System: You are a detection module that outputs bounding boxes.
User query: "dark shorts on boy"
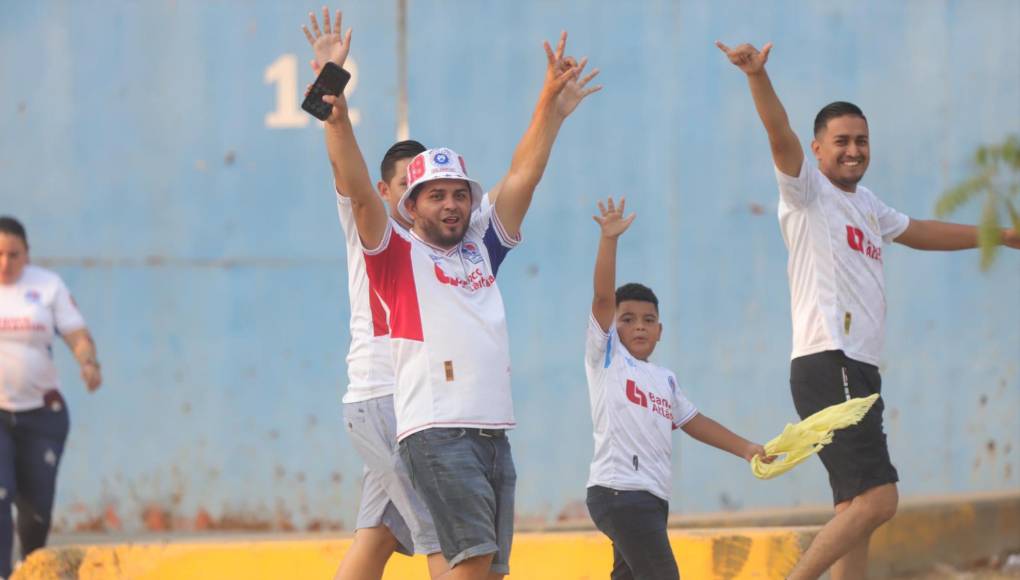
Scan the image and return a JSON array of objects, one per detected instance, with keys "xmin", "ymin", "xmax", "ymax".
[
  {"xmin": 399, "ymin": 427, "xmax": 516, "ymax": 574},
  {"xmin": 586, "ymin": 486, "xmax": 679, "ymax": 580},
  {"xmin": 790, "ymin": 349, "xmax": 899, "ymax": 505}
]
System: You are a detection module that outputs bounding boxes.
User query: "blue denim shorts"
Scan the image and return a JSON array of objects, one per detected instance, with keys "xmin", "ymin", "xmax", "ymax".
[{"xmin": 399, "ymin": 428, "xmax": 516, "ymax": 574}]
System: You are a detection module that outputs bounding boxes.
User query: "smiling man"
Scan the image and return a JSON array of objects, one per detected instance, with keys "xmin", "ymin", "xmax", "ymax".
[
  {"xmin": 315, "ymin": 14, "xmax": 599, "ymax": 578},
  {"xmin": 718, "ymin": 40, "xmax": 1019, "ymax": 580}
]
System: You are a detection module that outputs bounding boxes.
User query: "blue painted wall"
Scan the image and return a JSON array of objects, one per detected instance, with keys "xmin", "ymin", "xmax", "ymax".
[{"xmin": 1, "ymin": 0, "xmax": 1017, "ymax": 532}]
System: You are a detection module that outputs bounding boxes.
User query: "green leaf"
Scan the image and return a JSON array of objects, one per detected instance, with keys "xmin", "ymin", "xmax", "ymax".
[
  {"xmin": 940, "ymin": 134, "xmax": 1019, "ymax": 271},
  {"xmin": 1002, "ymin": 136, "xmax": 1020, "ymax": 168},
  {"xmin": 935, "ymin": 172, "xmax": 990, "ymax": 217},
  {"xmin": 978, "ymin": 193, "xmax": 1001, "ymax": 271},
  {"xmin": 1006, "ymin": 198, "xmax": 1020, "ymax": 233},
  {"xmin": 976, "ymin": 146, "xmax": 988, "ymax": 166}
]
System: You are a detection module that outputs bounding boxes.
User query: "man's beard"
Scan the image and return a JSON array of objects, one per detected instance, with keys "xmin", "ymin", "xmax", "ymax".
[{"xmin": 417, "ymin": 216, "xmax": 468, "ymax": 248}]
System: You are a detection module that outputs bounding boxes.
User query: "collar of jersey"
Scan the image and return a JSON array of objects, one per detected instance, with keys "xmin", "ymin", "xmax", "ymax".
[{"xmin": 409, "ymin": 229, "xmax": 461, "ymax": 256}]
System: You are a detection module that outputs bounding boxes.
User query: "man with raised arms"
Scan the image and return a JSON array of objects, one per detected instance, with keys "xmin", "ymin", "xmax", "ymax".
[
  {"xmin": 313, "ymin": 10, "xmax": 599, "ymax": 579},
  {"xmin": 717, "ymin": 40, "xmax": 1019, "ymax": 579}
]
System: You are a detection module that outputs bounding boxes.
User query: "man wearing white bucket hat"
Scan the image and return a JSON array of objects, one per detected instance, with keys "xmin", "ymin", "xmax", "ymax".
[{"xmin": 313, "ymin": 11, "xmax": 599, "ymax": 578}]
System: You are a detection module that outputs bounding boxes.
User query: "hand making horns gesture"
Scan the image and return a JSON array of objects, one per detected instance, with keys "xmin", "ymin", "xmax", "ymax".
[{"xmin": 715, "ymin": 40, "xmax": 773, "ymax": 75}]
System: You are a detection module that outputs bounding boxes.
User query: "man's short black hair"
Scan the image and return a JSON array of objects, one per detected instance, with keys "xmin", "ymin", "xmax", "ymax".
[
  {"xmin": 616, "ymin": 283, "xmax": 658, "ymax": 311},
  {"xmin": 380, "ymin": 139, "xmax": 427, "ymax": 182},
  {"xmin": 813, "ymin": 101, "xmax": 867, "ymax": 137},
  {"xmin": 0, "ymin": 216, "xmax": 28, "ymax": 248}
]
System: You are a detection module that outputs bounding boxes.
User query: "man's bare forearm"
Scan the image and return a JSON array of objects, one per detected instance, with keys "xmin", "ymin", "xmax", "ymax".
[
  {"xmin": 495, "ymin": 96, "xmax": 566, "ymax": 235},
  {"xmin": 718, "ymin": 42, "xmax": 803, "ymax": 175},
  {"xmin": 323, "ymin": 100, "xmax": 387, "ymax": 247},
  {"xmin": 746, "ymin": 71, "xmax": 803, "ymax": 174},
  {"xmin": 510, "ymin": 97, "xmax": 565, "ymax": 192},
  {"xmin": 324, "ymin": 109, "xmax": 373, "ymax": 203},
  {"xmin": 894, "ymin": 219, "xmax": 984, "ymax": 251},
  {"xmin": 748, "ymin": 72, "xmax": 791, "ymax": 141}
]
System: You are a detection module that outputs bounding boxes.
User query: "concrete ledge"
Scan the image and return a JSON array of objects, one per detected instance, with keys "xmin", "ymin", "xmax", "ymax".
[
  {"xmin": 869, "ymin": 491, "xmax": 1020, "ymax": 578},
  {"xmin": 16, "ymin": 491, "xmax": 1019, "ymax": 579},
  {"xmin": 15, "ymin": 527, "xmax": 816, "ymax": 580}
]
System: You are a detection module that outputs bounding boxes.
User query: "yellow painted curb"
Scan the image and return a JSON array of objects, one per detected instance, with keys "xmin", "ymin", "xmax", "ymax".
[{"xmin": 14, "ymin": 528, "xmax": 813, "ymax": 580}]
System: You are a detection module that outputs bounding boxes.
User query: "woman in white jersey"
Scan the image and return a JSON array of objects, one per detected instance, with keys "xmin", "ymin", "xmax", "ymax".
[
  {"xmin": 0, "ymin": 217, "xmax": 101, "ymax": 578},
  {"xmin": 584, "ymin": 198, "xmax": 770, "ymax": 580}
]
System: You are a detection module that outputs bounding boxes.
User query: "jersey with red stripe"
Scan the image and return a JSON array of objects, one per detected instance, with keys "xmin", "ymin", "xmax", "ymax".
[
  {"xmin": 337, "ymin": 193, "xmax": 397, "ymax": 403},
  {"xmin": 364, "ymin": 204, "xmax": 520, "ymax": 441},
  {"xmin": 584, "ymin": 314, "xmax": 698, "ymax": 502}
]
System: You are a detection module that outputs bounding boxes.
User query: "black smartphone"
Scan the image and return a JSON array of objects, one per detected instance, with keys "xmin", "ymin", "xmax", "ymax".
[{"xmin": 301, "ymin": 62, "xmax": 352, "ymax": 121}]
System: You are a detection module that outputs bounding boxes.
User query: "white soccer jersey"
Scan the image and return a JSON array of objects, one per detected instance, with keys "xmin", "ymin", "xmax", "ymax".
[
  {"xmin": 363, "ymin": 204, "xmax": 520, "ymax": 441},
  {"xmin": 584, "ymin": 314, "xmax": 698, "ymax": 502},
  {"xmin": 0, "ymin": 265, "xmax": 86, "ymax": 411},
  {"xmin": 337, "ymin": 193, "xmax": 398, "ymax": 403},
  {"xmin": 777, "ymin": 163, "xmax": 910, "ymax": 366}
]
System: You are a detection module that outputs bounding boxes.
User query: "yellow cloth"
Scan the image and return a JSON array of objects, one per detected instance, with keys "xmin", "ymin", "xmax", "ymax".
[{"xmin": 751, "ymin": 394, "xmax": 880, "ymax": 480}]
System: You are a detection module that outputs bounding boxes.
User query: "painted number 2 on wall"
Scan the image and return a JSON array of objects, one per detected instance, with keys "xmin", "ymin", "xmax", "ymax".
[{"xmin": 264, "ymin": 54, "xmax": 360, "ymax": 128}]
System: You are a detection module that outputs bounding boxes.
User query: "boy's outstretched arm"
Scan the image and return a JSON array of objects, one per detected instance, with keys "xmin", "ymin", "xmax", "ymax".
[
  {"xmin": 591, "ymin": 197, "xmax": 635, "ymax": 333},
  {"xmin": 682, "ymin": 413, "xmax": 770, "ymax": 463},
  {"xmin": 717, "ymin": 41, "xmax": 803, "ymax": 178}
]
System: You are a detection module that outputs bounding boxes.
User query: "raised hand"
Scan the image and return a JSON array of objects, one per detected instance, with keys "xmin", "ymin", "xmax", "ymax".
[
  {"xmin": 716, "ymin": 40, "xmax": 773, "ymax": 75},
  {"xmin": 593, "ymin": 196, "xmax": 636, "ymax": 239},
  {"xmin": 540, "ymin": 31, "xmax": 584, "ymax": 105},
  {"xmin": 302, "ymin": 6, "xmax": 352, "ymax": 69},
  {"xmin": 555, "ymin": 55, "xmax": 602, "ymax": 119}
]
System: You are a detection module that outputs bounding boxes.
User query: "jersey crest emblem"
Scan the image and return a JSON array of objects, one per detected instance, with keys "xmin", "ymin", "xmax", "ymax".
[
  {"xmin": 24, "ymin": 290, "xmax": 40, "ymax": 304},
  {"xmin": 867, "ymin": 213, "xmax": 879, "ymax": 233},
  {"xmin": 461, "ymin": 241, "xmax": 484, "ymax": 264}
]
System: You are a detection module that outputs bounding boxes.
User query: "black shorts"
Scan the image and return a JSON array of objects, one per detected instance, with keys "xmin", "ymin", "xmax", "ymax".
[{"xmin": 790, "ymin": 350, "xmax": 898, "ymax": 505}]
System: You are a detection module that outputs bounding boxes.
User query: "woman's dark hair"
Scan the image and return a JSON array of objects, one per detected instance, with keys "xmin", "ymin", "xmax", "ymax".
[{"xmin": 0, "ymin": 216, "xmax": 28, "ymax": 248}]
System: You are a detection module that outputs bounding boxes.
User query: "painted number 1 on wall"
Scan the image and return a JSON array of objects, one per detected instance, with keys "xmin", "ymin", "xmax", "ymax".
[{"xmin": 264, "ymin": 54, "xmax": 360, "ymax": 128}]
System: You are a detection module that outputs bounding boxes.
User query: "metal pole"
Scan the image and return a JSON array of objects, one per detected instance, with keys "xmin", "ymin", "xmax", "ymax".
[{"xmin": 396, "ymin": 0, "xmax": 409, "ymax": 141}]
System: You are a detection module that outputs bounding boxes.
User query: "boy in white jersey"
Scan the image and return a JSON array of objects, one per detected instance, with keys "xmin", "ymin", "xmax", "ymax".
[
  {"xmin": 310, "ymin": 9, "xmax": 600, "ymax": 579},
  {"xmin": 585, "ymin": 197, "xmax": 770, "ymax": 580},
  {"xmin": 718, "ymin": 41, "xmax": 1020, "ymax": 580}
]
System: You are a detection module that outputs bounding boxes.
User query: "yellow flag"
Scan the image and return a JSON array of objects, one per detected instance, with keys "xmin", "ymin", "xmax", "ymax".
[{"xmin": 751, "ymin": 394, "xmax": 879, "ymax": 479}]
